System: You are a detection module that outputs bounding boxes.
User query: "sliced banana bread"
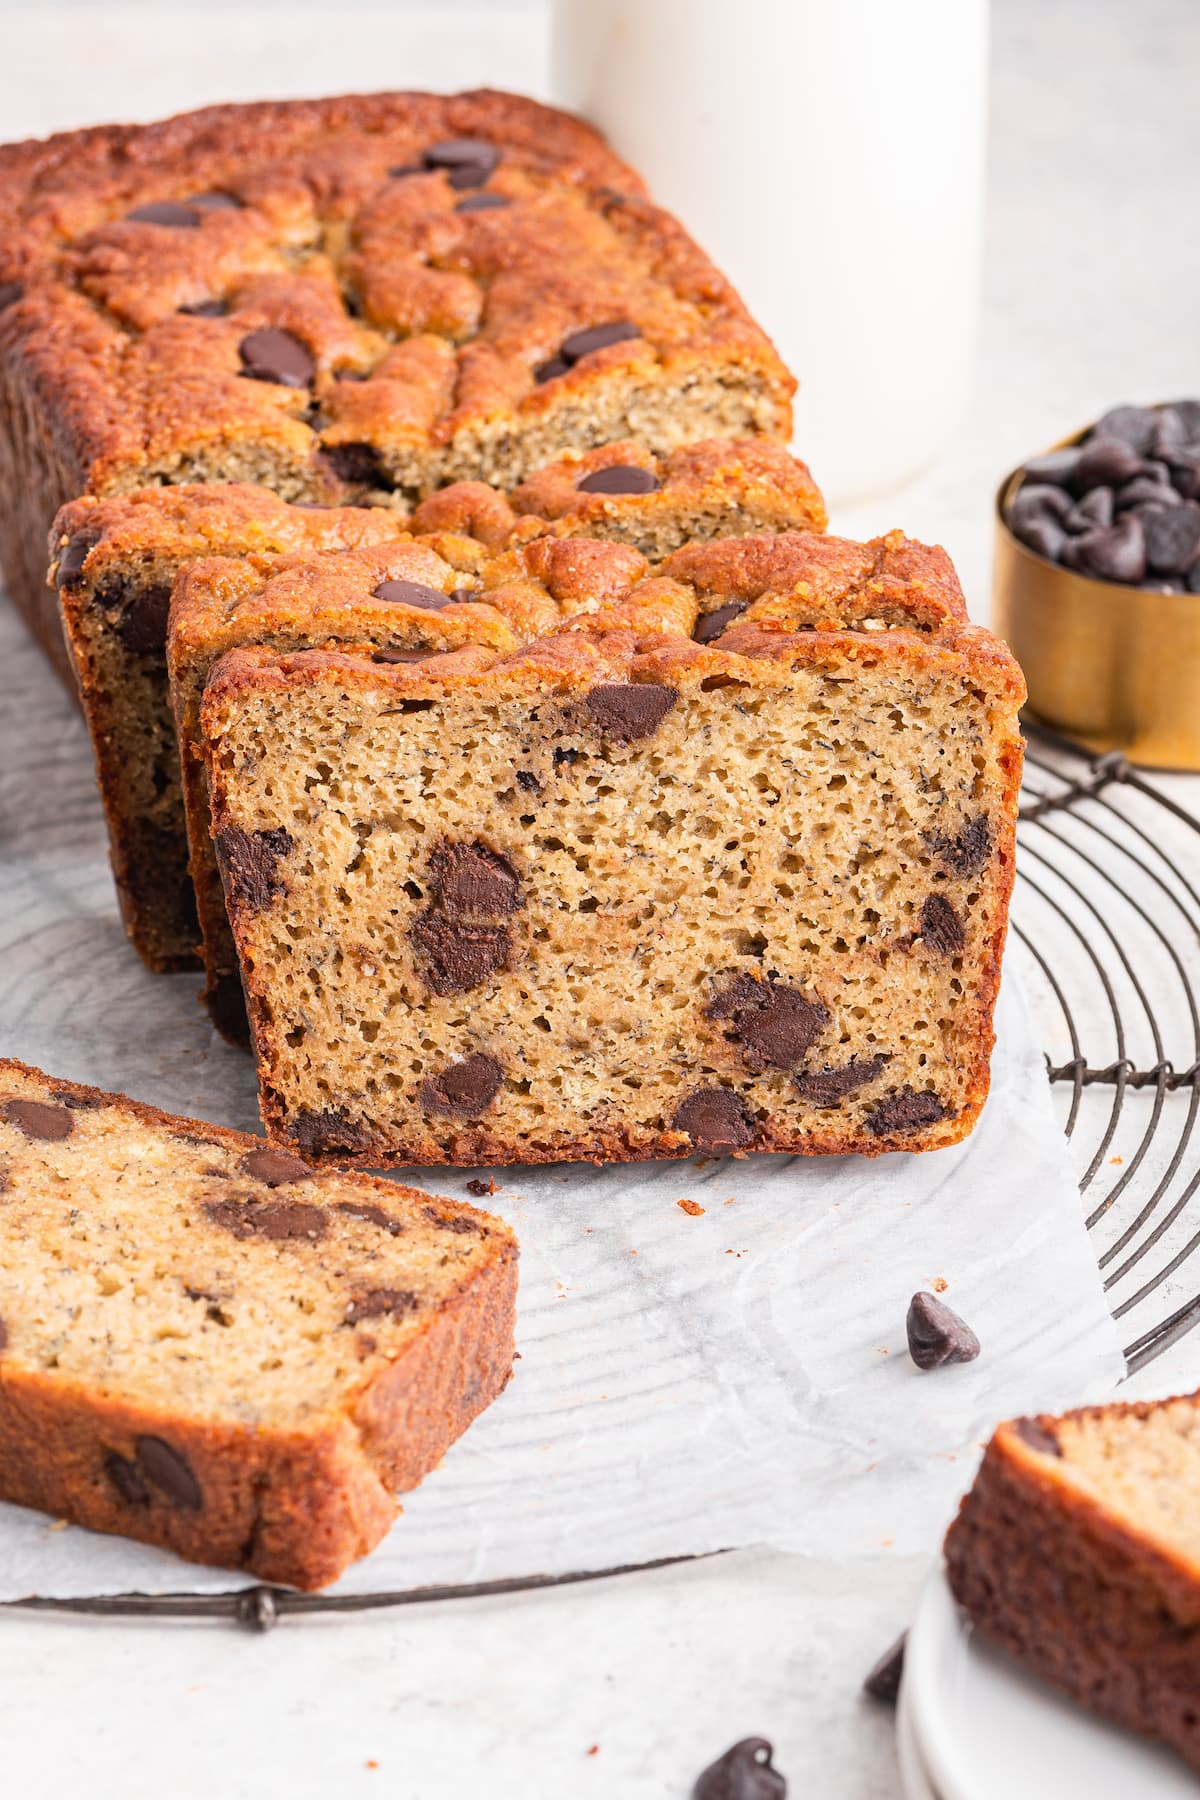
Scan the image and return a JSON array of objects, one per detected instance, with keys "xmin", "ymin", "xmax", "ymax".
[
  {"xmin": 197, "ymin": 527, "xmax": 1025, "ymax": 1166},
  {"xmin": 945, "ymin": 1396, "xmax": 1200, "ymax": 1774},
  {"xmin": 0, "ymin": 1057, "xmax": 517, "ymax": 1589}
]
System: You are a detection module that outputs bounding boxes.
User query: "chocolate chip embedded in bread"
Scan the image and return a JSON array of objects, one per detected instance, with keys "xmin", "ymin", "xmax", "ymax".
[
  {"xmin": 2, "ymin": 1098, "xmax": 73, "ymax": 1142},
  {"xmin": 423, "ymin": 1206, "xmax": 483, "ymax": 1235},
  {"xmin": 793, "ymin": 1055, "xmax": 887, "ymax": 1106},
  {"xmin": 0, "ymin": 282, "xmax": 23, "ymax": 310},
  {"xmin": 576, "ymin": 465, "xmax": 660, "ymax": 497},
  {"xmin": 190, "ymin": 191, "xmax": 243, "ymax": 213},
  {"xmin": 290, "ymin": 1107, "xmax": 373, "ymax": 1160},
  {"xmin": 906, "ymin": 1291, "xmax": 981, "ymax": 1370},
  {"xmin": 135, "ymin": 1436, "xmax": 203, "ymax": 1511},
  {"xmin": 127, "ymin": 199, "xmax": 201, "ymax": 227},
  {"xmin": 706, "ymin": 975, "xmax": 827, "ymax": 1072},
  {"xmin": 344, "ymin": 1287, "xmax": 419, "ymax": 1324},
  {"xmin": 116, "ymin": 583, "xmax": 173, "ymax": 655},
  {"xmin": 863, "ymin": 1634, "xmax": 907, "ymax": 1704},
  {"xmin": 585, "ymin": 683, "xmax": 678, "ymax": 743},
  {"xmin": 241, "ymin": 1147, "xmax": 314, "ymax": 1187},
  {"xmin": 215, "ymin": 826, "xmax": 294, "ymax": 912},
  {"xmin": 693, "ymin": 601, "xmax": 749, "ymax": 644},
  {"xmin": 534, "ymin": 356, "xmax": 571, "ymax": 384},
  {"xmin": 62, "ymin": 1092, "xmax": 105, "ymax": 1112},
  {"xmin": 410, "ymin": 915, "xmax": 511, "ymax": 995},
  {"xmin": 456, "ymin": 193, "xmax": 510, "ymax": 214},
  {"xmin": 205, "ymin": 1195, "xmax": 328, "ymax": 1242},
  {"xmin": 692, "ymin": 1737, "xmax": 787, "ymax": 1800},
  {"xmin": 0, "ymin": 1316, "xmax": 7, "ymax": 1350},
  {"xmin": 104, "ymin": 1451, "xmax": 150, "ymax": 1506},
  {"xmin": 920, "ymin": 894, "xmax": 965, "ymax": 955},
  {"xmin": 926, "ymin": 816, "xmax": 991, "ymax": 878},
  {"xmin": 423, "ymin": 138, "xmax": 500, "ymax": 189},
  {"xmin": 560, "ymin": 320, "xmax": 641, "ymax": 361},
  {"xmin": 325, "ymin": 443, "xmax": 391, "ymax": 488},
  {"xmin": 373, "ymin": 577, "xmax": 452, "ymax": 610},
  {"xmin": 672, "ymin": 1087, "xmax": 755, "ymax": 1155},
  {"xmin": 334, "ymin": 1199, "xmax": 403, "ymax": 1236},
  {"xmin": 238, "ymin": 327, "xmax": 316, "ymax": 388},
  {"xmin": 429, "ymin": 841, "xmax": 521, "ymax": 916},
  {"xmin": 1014, "ymin": 1417, "xmax": 1062, "ymax": 1457},
  {"xmin": 866, "ymin": 1088, "xmax": 948, "ymax": 1137},
  {"xmin": 55, "ymin": 530, "xmax": 100, "ymax": 588},
  {"xmin": 420, "ymin": 1053, "xmax": 504, "ymax": 1118},
  {"xmin": 179, "ymin": 297, "xmax": 229, "ymax": 318}
]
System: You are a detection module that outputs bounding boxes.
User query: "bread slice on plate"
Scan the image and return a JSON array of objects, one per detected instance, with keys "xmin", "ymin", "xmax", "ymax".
[{"xmin": 0, "ymin": 1058, "xmax": 517, "ymax": 1589}]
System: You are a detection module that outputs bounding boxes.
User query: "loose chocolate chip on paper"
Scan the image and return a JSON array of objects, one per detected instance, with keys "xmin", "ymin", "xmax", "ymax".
[
  {"xmin": 455, "ymin": 192, "xmax": 510, "ymax": 213},
  {"xmin": 372, "ymin": 577, "xmax": 451, "ymax": 610},
  {"xmin": 238, "ymin": 327, "xmax": 316, "ymax": 388},
  {"xmin": 420, "ymin": 1052, "xmax": 505, "ymax": 1118},
  {"xmin": 1014, "ymin": 1416, "xmax": 1062, "ymax": 1457},
  {"xmin": 410, "ymin": 915, "xmax": 511, "ymax": 994},
  {"xmin": 135, "ymin": 1436, "xmax": 203, "ymax": 1511},
  {"xmin": 335, "ymin": 1199, "xmax": 403, "ymax": 1236},
  {"xmin": 1145, "ymin": 501, "xmax": 1200, "ymax": 575},
  {"xmin": 866, "ymin": 1088, "xmax": 948, "ymax": 1137},
  {"xmin": 430, "ymin": 840, "xmax": 521, "ymax": 916},
  {"xmin": 560, "ymin": 320, "xmax": 642, "ymax": 362},
  {"xmin": 576, "ymin": 464, "xmax": 660, "ymax": 496},
  {"xmin": 692, "ymin": 1736, "xmax": 787, "ymax": 1800},
  {"xmin": 117, "ymin": 583, "xmax": 173, "ymax": 655},
  {"xmin": 793, "ymin": 1055, "xmax": 887, "ymax": 1106},
  {"xmin": 693, "ymin": 601, "xmax": 749, "ymax": 644},
  {"xmin": 423, "ymin": 1206, "xmax": 483, "ymax": 1235},
  {"xmin": 206, "ymin": 1195, "xmax": 328, "ymax": 1242},
  {"xmin": 215, "ymin": 825, "xmax": 294, "ymax": 913},
  {"xmin": 585, "ymin": 683, "xmax": 678, "ymax": 743},
  {"xmin": 920, "ymin": 893, "xmax": 965, "ymax": 955},
  {"xmin": 862, "ymin": 1634, "xmax": 907, "ymax": 1704},
  {"xmin": 2, "ymin": 1098, "xmax": 73, "ymax": 1142},
  {"xmin": 345, "ymin": 1288, "xmax": 420, "ymax": 1324},
  {"xmin": 906, "ymin": 1291, "xmax": 981, "ymax": 1370},
  {"xmin": 465, "ymin": 1177, "xmax": 494, "ymax": 1198},
  {"xmin": 104, "ymin": 1451, "xmax": 150, "ymax": 1507},
  {"xmin": 672, "ymin": 1087, "xmax": 755, "ymax": 1156},
  {"xmin": 127, "ymin": 200, "xmax": 201, "ymax": 227},
  {"xmin": 241, "ymin": 1147, "xmax": 313, "ymax": 1186},
  {"xmin": 325, "ymin": 443, "xmax": 391, "ymax": 488}
]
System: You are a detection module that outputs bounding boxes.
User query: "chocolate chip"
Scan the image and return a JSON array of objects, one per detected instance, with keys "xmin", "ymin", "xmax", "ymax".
[
  {"xmin": 516, "ymin": 770, "xmax": 541, "ymax": 792},
  {"xmin": 694, "ymin": 601, "xmax": 749, "ymax": 644},
  {"xmin": 291, "ymin": 1107, "xmax": 373, "ymax": 1159},
  {"xmin": 560, "ymin": 320, "xmax": 641, "ymax": 361},
  {"xmin": 585, "ymin": 683, "xmax": 678, "ymax": 743},
  {"xmin": 62, "ymin": 1092, "xmax": 105, "ymax": 1111},
  {"xmin": 420, "ymin": 1052, "xmax": 504, "ymax": 1117},
  {"xmin": 2, "ymin": 1098, "xmax": 73, "ymax": 1142},
  {"xmin": 189, "ymin": 191, "xmax": 243, "ymax": 212},
  {"xmin": 925, "ymin": 815, "xmax": 991, "ymax": 877},
  {"xmin": 238, "ymin": 327, "xmax": 315, "ymax": 388},
  {"xmin": 241, "ymin": 1147, "xmax": 313, "ymax": 1186},
  {"xmin": 1171, "ymin": 399, "xmax": 1200, "ymax": 439},
  {"xmin": 410, "ymin": 915, "xmax": 511, "ymax": 994},
  {"xmin": 56, "ymin": 530, "xmax": 100, "ymax": 587},
  {"xmin": 1189, "ymin": 564, "xmax": 1200, "ymax": 594},
  {"xmin": 455, "ymin": 193, "xmax": 510, "ymax": 213},
  {"xmin": 534, "ymin": 356, "xmax": 571, "ymax": 384},
  {"xmin": 345, "ymin": 1288, "xmax": 419, "ymax": 1324},
  {"xmin": 104, "ymin": 1452, "xmax": 150, "ymax": 1507},
  {"xmin": 422, "ymin": 1206, "xmax": 482, "ymax": 1235},
  {"xmin": 1012, "ymin": 517, "xmax": 1067, "ymax": 562},
  {"xmin": 372, "ymin": 647, "xmax": 432, "ymax": 664},
  {"xmin": 707, "ymin": 976, "xmax": 828, "ymax": 1072},
  {"xmin": 0, "ymin": 1317, "xmax": 7, "ymax": 1350},
  {"xmin": 672, "ymin": 1087, "xmax": 755, "ymax": 1155},
  {"xmin": 692, "ymin": 1737, "xmax": 786, "ymax": 1800},
  {"xmin": 334, "ymin": 1199, "xmax": 403, "ymax": 1236},
  {"xmin": 576, "ymin": 465, "xmax": 660, "ymax": 496},
  {"xmin": 866, "ymin": 1088, "xmax": 948, "ymax": 1137},
  {"xmin": 1064, "ymin": 485, "xmax": 1113, "ymax": 532},
  {"xmin": 906, "ymin": 1291, "xmax": 981, "ymax": 1370},
  {"xmin": 325, "ymin": 442, "xmax": 391, "ymax": 488},
  {"xmin": 135, "ymin": 1436, "xmax": 203, "ymax": 1511},
  {"xmin": 1074, "ymin": 513, "xmax": 1147, "ymax": 583},
  {"xmin": 0, "ymin": 281, "xmax": 23, "ymax": 310},
  {"xmin": 1021, "ymin": 448, "xmax": 1081, "ymax": 487},
  {"xmin": 449, "ymin": 587, "xmax": 477, "ymax": 604},
  {"xmin": 1151, "ymin": 408, "xmax": 1188, "ymax": 458},
  {"xmin": 215, "ymin": 826, "xmax": 293, "ymax": 912},
  {"xmin": 465, "ymin": 1178, "xmax": 494, "ymax": 1197},
  {"xmin": 1014, "ymin": 1416, "xmax": 1062, "ymax": 1457},
  {"xmin": 1094, "ymin": 405, "xmax": 1159, "ymax": 454},
  {"xmin": 388, "ymin": 162, "xmax": 426, "ymax": 180},
  {"xmin": 127, "ymin": 200, "xmax": 200, "ymax": 227},
  {"xmin": 179, "ymin": 297, "xmax": 229, "ymax": 318},
  {"xmin": 1074, "ymin": 436, "xmax": 1144, "ymax": 491},
  {"xmin": 920, "ymin": 893, "xmax": 965, "ymax": 954},
  {"xmin": 429, "ymin": 840, "xmax": 521, "ymax": 916},
  {"xmin": 424, "ymin": 139, "xmax": 501, "ymax": 186},
  {"xmin": 372, "ymin": 578, "xmax": 451, "ymax": 610},
  {"xmin": 863, "ymin": 1634, "xmax": 907, "ymax": 1704},
  {"xmin": 793, "ymin": 1055, "xmax": 887, "ymax": 1106},
  {"xmin": 1145, "ymin": 501, "xmax": 1200, "ymax": 574},
  {"xmin": 116, "ymin": 582, "xmax": 172, "ymax": 655},
  {"xmin": 1008, "ymin": 485, "xmax": 1071, "ymax": 540},
  {"xmin": 205, "ymin": 1195, "xmax": 328, "ymax": 1241}
]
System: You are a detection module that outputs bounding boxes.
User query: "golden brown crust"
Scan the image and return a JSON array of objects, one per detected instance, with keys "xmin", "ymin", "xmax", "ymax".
[{"xmin": 0, "ymin": 1056, "xmax": 517, "ymax": 1588}]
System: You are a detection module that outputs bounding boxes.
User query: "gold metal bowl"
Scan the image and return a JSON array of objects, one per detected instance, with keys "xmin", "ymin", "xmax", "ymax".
[{"xmin": 993, "ymin": 423, "xmax": 1200, "ymax": 770}]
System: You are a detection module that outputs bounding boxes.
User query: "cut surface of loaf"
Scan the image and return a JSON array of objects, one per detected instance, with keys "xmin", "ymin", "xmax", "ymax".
[
  {"xmin": 0, "ymin": 1057, "xmax": 517, "ymax": 1589},
  {"xmin": 198, "ymin": 527, "xmax": 1025, "ymax": 1167},
  {"xmin": 945, "ymin": 1396, "xmax": 1200, "ymax": 1774},
  {"xmin": 50, "ymin": 439, "xmax": 824, "ymax": 988},
  {"xmin": 0, "ymin": 87, "xmax": 794, "ymax": 676}
]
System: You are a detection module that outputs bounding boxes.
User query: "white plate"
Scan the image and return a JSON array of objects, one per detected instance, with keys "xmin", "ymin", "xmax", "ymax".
[
  {"xmin": 903, "ymin": 1566, "xmax": 1198, "ymax": 1800},
  {"xmin": 897, "ymin": 1677, "xmax": 942, "ymax": 1800}
]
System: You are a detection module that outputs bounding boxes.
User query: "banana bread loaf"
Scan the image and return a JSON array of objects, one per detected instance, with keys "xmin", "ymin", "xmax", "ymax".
[
  {"xmin": 945, "ymin": 1397, "xmax": 1200, "ymax": 1774},
  {"xmin": 0, "ymin": 88, "xmax": 794, "ymax": 682},
  {"xmin": 0, "ymin": 1056, "xmax": 517, "ymax": 1589},
  {"xmin": 197, "ymin": 527, "xmax": 1025, "ymax": 1166}
]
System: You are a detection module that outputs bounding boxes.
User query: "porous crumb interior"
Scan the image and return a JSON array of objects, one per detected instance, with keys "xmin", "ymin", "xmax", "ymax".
[
  {"xmin": 211, "ymin": 647, "xmax": 1015, "ymax": 1161},
  {"xmin": 0, "ymin": 1072, "xmax": 501, "ymax": 1425},
  {"xmin": 1053, "ymin": 1402, "xmax": 1200, "ymax": 1568}
]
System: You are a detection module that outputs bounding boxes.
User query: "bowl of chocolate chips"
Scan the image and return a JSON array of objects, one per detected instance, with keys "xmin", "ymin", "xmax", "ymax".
[{"xmin": 994, "ymin": 400, "xmax": 1200, "ymax": 769}]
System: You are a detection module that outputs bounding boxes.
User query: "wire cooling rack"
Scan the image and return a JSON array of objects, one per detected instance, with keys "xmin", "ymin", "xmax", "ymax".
[{"xmin": 10, "ymin": 723, "xmax": 1200, "ymax": 1628}]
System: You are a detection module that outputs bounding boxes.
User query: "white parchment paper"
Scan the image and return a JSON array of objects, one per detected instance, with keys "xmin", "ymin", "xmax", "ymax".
[{"xmin": 0, "ymin": 603, "xmax": 1124, "ymax": 1597}]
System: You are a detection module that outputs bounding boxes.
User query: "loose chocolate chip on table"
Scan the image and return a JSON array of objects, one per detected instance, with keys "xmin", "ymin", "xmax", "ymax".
[
  {"xmin": 56, "ymin": 530, "xmax": 100, "ymax": 587},
  {"xmin": 465, "ymin": 1177, "xmax": 494, "ymax": 1197},
  {"xmin": 1064, "ymin": 485, "xmax": 1113, "ymax": 532},
  {"xmin": 345, "ymin": 1288, "xmax": 419, "ymax": 1324},
  {"xmin": 926, "ymin": 815, "xmax": 991, "ymax": 877},
  {"xmin": 1094, "ymin": 404, "xmax": 1159, "ymax": 454},
  {"xmin": 585, "ymin": 683, "xmax": 678, "ymax": 743},
  {"xmin": 672, "ymin": 1087, "xmax": 755, "ymax": 1156},
  {"xmin": 423, "ymin": 1206, "xmax": 483, "ymax": 1235},
  {"xmin": 906, "ymin": 1291, "xmax": 981, "ymax": 1370},
  {"xmin": 1073, "ymin": 513, "xmax": 1147, "ymax": 584},
  {"xmin": 576, "ymin": 464, "xmax": 661, "ymax": 497},
  {"xmin": 104, "ymin": 1451, "xmax": 150, "ymax": 1507},
  {"xmin": 534, "ymin": 356, "xmax": 571, "ymax": 384},
  {"xmin": 334, "ymin": 1199, "xmax": 403, "ymax": 1236},
  {"xmin": 692, "ymin": 1737, "xmax": 787, "ymax": 1800},
  {"xmin": 325, "ymin": 443, "xmax": 390, "ymax": 488},
  {"xmin": 1144, "ymin": 500, "xmax": 1200, "ymax": 574},
  {"xmin": 429, "ymin": 840, "xmax": 521, "ymax": 916},
  {"xmin": 920, "ymin": 893, "xmax": 965, "ymax": 955},
  {"xmin": 420, "ymin": 1052, "xmax": 505, "ymax": 1118},
  {"xmin": 372, "ymin": 577, "xmax": 451, "ymax": 610},
  {"xmin": 127, "ymin": 200, "xmax": 201, "ymax": 227},
  {"xmin": 410, "ymin": 915, "xmax": 511, "ymax": 994},
  {"xmin": 866, "ymin": 1088, "xmax": 948, "ymax": 1137},
  {"xmin": 241, "ymin": 1147, "xmax": 313, "ymax": 1186},
  {"xmin": 291, "ymin": 1107, "xmax": 373, "ymax": 1159},
  {"xmin": 1014, "ymin": 1417, "xmax": 1062, "ymax": 1457},
  {"xmin": 179, "ymin": 298, "xmax": 229, "ymax": 318},
  {"xmin": 117, "ymin": 583, "xmax": 173, "ymax": 655},
  {"xmin": 238, "ymin": 327, "xmax": 316, "ymax": 388},
  {"xmin": 793, "ymin": 1055, "xmax": 887, "ymax": 1106},
  {"xmin": 863, "ymin": 1634, "xmax": 907, "ymax": 1704},
  {"xmin": 135, "ymin": 1436, "xmax": 203, "ymax": 1511},
  {"xmin": 2, "ymin": 1097, "xmax": 73, "ymax": 1142},
  {"xmin": 215, "ymin": 825, "xmax": 294, "ymax": 912},
  {"xmin": 0, "ymin": 281, "xmax": 22, "ymax": 310},
  {"xmin": 560, "ymin": 320, "xmax": 642, "ymax": 361},
  {"xmin": 694, "ymin": 601, "xmax": 749, "ymax": 644},
  {"xmin": 455, "ymin": 193, "xmax": 510, "ymax": 213},
  {"xmin": 206, "ymin": 1196, "xmax": 329, "ymax": 1242},
  {"xmin": 1073, "ymin": 435, "xmax": 1145, "ymax": 491}
]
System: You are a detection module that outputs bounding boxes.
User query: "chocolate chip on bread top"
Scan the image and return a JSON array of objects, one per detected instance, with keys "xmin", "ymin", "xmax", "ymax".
[{"xmin": 196, "ymin": 526, "xmax": 1025, "ymax": 1166}]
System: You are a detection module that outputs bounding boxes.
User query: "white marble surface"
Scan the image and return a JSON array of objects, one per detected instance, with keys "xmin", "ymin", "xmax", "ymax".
[{"xmin": 1, "ymin": 4, "xmax": 1199, "ymax": 1795}]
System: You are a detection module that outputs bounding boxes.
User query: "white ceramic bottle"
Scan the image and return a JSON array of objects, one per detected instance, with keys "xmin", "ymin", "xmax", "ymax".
[{"xmin": 551, "ymin": 0, "xmax": 988, "ymax": 504}]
